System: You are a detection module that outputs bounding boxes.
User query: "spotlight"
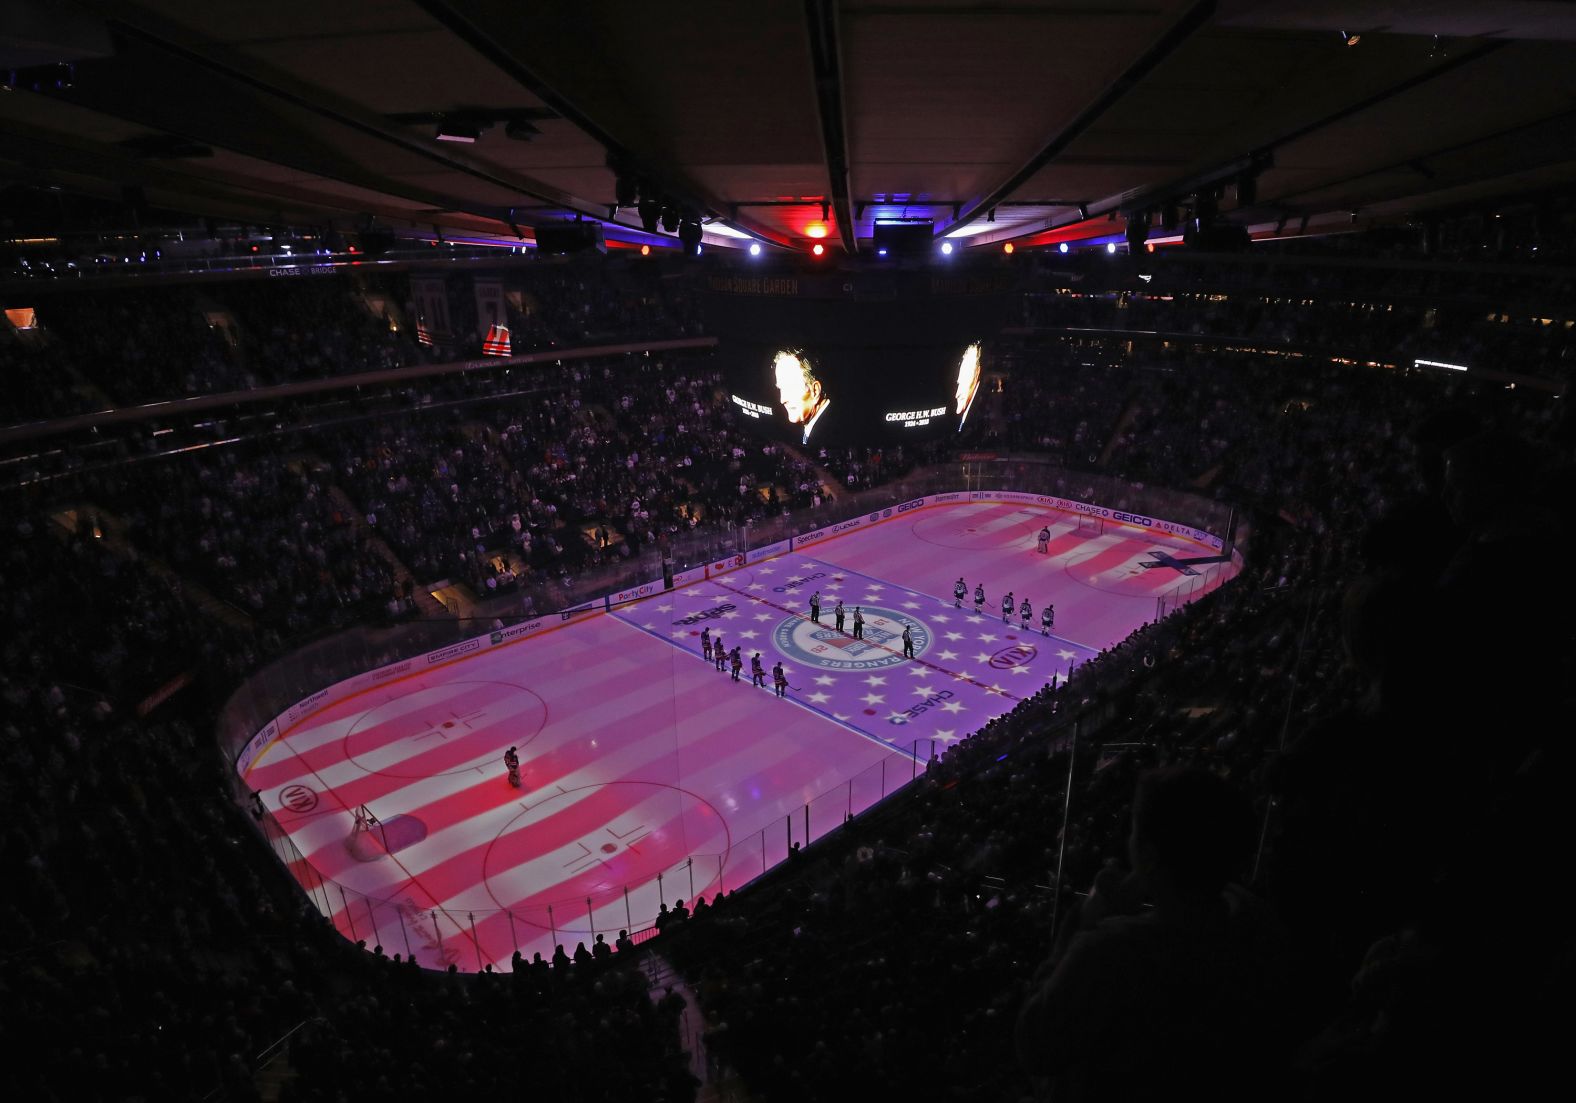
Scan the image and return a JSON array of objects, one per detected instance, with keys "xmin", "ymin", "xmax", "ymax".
[
  {"xmin": 1106, "ymin": 242, "xmax": 1116, "ymax": 254},
  {"xmin": 1124, "ymin": 211, "xmax": 1150, "ymax": 253},
  {"xmin": 638, "ymin": 198, "xmax": 661, "ymax": 234},
  {"xmin": 877, "ymin": 248, "xmax": 888, "ymax": 257},
  {"xmin": 678, "ymin": 219, "xmax": 703, "ymax": 254},
  {"xmin": 805, "ymin": 221, "xmax": 828, "ymax": 239},
  {"xmin": 640, "ymin": 244, "xmax": 651, "ymax": 256},
  {"xmin": 1058, "ymin": 242, "xmax": 1069, "ymax": 254},
  {"xmin": 811, "ymin": 243, "xmax": 824, "ymax": 256},
  {"xmin": 749, "ymin": 242, "xmax": 762, "ymax": 256},
  {"xmin": 941, "ymin": 241, "xmax": 954, "ymax": 255},
  {"xmin": 1003, "ymin": 242, "xmax": 1014, "ymax": 254}
]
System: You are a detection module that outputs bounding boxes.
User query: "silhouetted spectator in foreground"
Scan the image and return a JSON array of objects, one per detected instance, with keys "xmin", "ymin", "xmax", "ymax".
[{"xmin": 1016, "ymin": 767, "xmax": 1297, "ymax": 1102}]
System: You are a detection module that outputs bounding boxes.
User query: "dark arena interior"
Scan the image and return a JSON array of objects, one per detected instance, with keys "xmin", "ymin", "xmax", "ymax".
[{"xmin": 2, "ymin": 2, "xmax": 1574, "ymax": 1100}]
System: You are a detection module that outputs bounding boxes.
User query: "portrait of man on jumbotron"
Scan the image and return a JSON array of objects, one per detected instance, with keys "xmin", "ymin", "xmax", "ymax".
[
  {"xmin": 955, "ymin": 341, "xmax": 983, "ymax": 430},
  {"xmin": 772, "ymin": 348, "xmax": 832, "ymax": 444}
]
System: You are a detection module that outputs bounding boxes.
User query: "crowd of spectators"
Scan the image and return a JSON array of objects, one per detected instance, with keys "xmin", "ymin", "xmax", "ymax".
[
  {"xmin": 327, "ymin": 354, "xmax": 830, "ymax": 598},
  {"xmin": 1, "ymin": 244, "xmax": 1571, "ymax": 1100},
  {"xmin": 83, "ymin": 451, "xmax": 400, "ymax": 637}
]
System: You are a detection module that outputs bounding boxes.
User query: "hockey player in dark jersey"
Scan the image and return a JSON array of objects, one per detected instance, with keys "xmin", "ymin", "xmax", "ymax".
[
  {"xmin": 750, "ymin": 652, "xmax": 766, "ymax": 688},
  {"xmin": 1001, "ymin": 590, "xmax": 1014, "ymax": 625},
  {"xmin": 773, "ymin": 661, "xmax": 788, "ymax": 697},
  {"xmin": 954, "ymin": 577, "xmax": 967, "ymax": 608},
  {"xmin": 1020, "ymin": 597, "xmax": 1032, "ymax": 630},
  {"xmin": 973, "ymin": 584, "xmax": 986, "ymax": 615},
  {"xmin": 729, "ymin": 646, "xmax": 743, "ymax": 682},
  {"xmin": 1041, "ymin": 603, "xmax": 1055, "ymax": 636},
  {"xmin": 503, "ymin": 746, "xmax": 521, "ymax": 788},
  {"xmin": 714, "ymin": 634, "xmax": 727, "ymax": 671},
  {"xmin": 701, "ymin": 627, "xmax": 712, "ymax": 662},
  {"xmin": 1037, "ymin": 524, "xmax": 1051, "ymax": 554}
]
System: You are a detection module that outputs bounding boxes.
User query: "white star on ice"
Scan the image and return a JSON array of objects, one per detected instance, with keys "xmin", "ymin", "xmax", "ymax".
[
  {"xmin": 722, "ymin": 611, "xmax": 741, "ymax": 619},
  {"xmin": 901, "ymin": 601, "xmax": 921, "ymax": 610},
  {"xmin": 932, "ymin": 613, "xmax": 951, "ymax": 623},
  {"xmin": 864, "ymin": 584, "xmax": 884, "ymax": 592},
  {"xmin": 937, "ymin": 650, "xmax": 958, "ymax": 661},
  {"xmin": 986, "ymin": 684, "xmax": 1007, "ymax": 696},
  {"xmin": 974, "ymin": 652, "xmax": 994, "ymax": 664},
  {"xmin": 814, "ymin": 675, "xmax": 837, "ymax": 686},
  {"xmin": 863, "ymin": 675, "xmax": 887, "ymax": 687},
  {"xmin": 656, "ymin": 603, "xmax": 674, "ymax": 612},
  {"xmin": 912, "ymin": 685, "xmax": 937, "ymax": 697},
  {"xmin": 887, "ymin": 712, "xmax": 909, "ymax": 724},
  {"xmin": 1009, "ymin": 665, "xmax": 1033, "ymax": 676},
  {"xmin": 966, "ymin": 615, "xmax": 985, "ymax": 625},
  {"xmin": 941, "ymin": 701, "xmax": 967, "ymax": 714},
  {"xmin": 977, "ymin": 633, "xmax": 998, "ymax": 643},
  {"xmin": 934, "ymin": 730, "xmax": 959, "ymax": 743},
  {"xmin": 747, "ymin": 583, "xmax": 765, "ymax": 591},
  {"xmin": 754, "ymin": 613, "xmax": 773, "ymax": 622},
  {"xmin": 642, "ymin": 622, "xmax": 657, "ymax": 630},
  {"xmin": 861, "ymin": 693, "xmax": 886, "ymax": 706},
  {"xmin": 738, "ymin": 630, "xmax": 759, "ymax": 640},
  {"xmin": 670, "ymin": 630, "xmax": 691, "ymax": 639},
  {"xmin": 1055, "ymin": 649, "xmax": 1077, "ymax": 661},
  {"xmin": 907, "ymin": 666, "xmax": 930, "ymax": 678},
  {"xmin": 758, "ymin": 567, "xmax": 775, "ymax": 575},
  {"xmin": 944, "ymin": 631, "xmax": 964, "ymax": 641},
  {"xmin": 807, "ymin": 691, "xmax": 831, "ymax": 704}
]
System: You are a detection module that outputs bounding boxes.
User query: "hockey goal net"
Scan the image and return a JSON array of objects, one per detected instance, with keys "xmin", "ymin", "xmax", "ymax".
[{"xmin": 1075, "ymin": 515, "xmax": 1104, "ymax": 536}]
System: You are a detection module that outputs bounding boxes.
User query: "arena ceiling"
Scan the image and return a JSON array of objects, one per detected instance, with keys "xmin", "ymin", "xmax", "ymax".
[{"xmin": 6, "ymin": 0, "xmax": 1576, "ymax": 254}]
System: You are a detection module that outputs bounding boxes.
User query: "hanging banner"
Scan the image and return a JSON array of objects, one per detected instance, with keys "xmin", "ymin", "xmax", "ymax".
[
  {"xmin": 410, "ymin": 276, "xmax": 451, "ymax": 338},
  {"xmin": 474, "ymin": 279, "xmax": 506, "ymax": 339}
]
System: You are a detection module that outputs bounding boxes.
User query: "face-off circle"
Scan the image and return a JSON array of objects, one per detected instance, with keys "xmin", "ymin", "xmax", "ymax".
[
  {"xmin": 341, "ymin": 680, "xmax": 547, "ymax": 778},
  {"xmin": 772, "ymin": 605, "xmax": 931, "ymax": 671},
  {"xmin": 482, "ymin": 781, "xmax": 730, "ymax": 924}
]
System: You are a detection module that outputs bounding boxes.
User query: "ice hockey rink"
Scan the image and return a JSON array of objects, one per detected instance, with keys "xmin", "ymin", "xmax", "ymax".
[{"xmin": 244, "ymin": 498, "xmax": 1237, "ymax": 970}]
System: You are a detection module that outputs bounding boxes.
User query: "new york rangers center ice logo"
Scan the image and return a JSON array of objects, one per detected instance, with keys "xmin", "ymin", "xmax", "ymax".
[{"xmin": 772, "ymin": 606, "xmax": 931, "ymax": 671}]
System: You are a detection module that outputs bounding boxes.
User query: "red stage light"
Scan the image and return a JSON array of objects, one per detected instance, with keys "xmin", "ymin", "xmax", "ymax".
[
  {"xmin": 640, "ymin": 244, "xmax": 651, "ymax": 256},
  {"xmin": 1003, "ymin": 242, "xmax": 1015, "ymax": 254},
  {"xmin": 805, "ymin": 222, "xmax": 828, "ymax": 239}
]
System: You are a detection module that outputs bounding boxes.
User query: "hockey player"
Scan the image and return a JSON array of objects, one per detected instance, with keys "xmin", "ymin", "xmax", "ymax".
[
  {"xmin": 773, "ymin": 661, "xmax": 788, "ymax": 698},
  {"xmin": 1020, "ymin": 597, "xmax": 1032, "ymax": 630},
  {"xmin": 973, "ymin": 583, "xmax": 986, "ymax": 615},
  {"xmin": 954, "ymin": 577, "xmax": 967, "ymax": 608},
  {"xmin": 701, "ymin": 627, "xmax": 712, "ymax": 662},
  {"xmin": 729, "ymin": 646, "xmax": 743, "ymax": 682},
  {"xmin": 834, "ymin": 600, "xmax": 846, "ymax": 633},
  {"xmin": 1041, "ymin": 603, "xmax": 1055, "ymax": 636},
  {"xmin": 1001, "ymin": 590, "xmax": 1014, "ymax": 625},
  {"xmin": 751, "ymin": 652, "xmax": 766, "ymax": 688},
  {"xmin": 503, "ymin": 746, "xmax": 521, "ymax": 788},
  {"xmin": 714, "ymin": 634, "xmax": 727, "ymax": 671},
  {"xmin": 852, "ymin": 606, "xmax": 865, "ymax": 640},
  {"xmin": 809, "ymin": 591, "xmax": 821, "ymax": 624},
  {"xmin": 1037, "ymin": 523, "xmax": 1052, "ymax": 554},
  {"xmin": 901, "ymin": 623, "xmax": 915, "ymax": 659}
]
